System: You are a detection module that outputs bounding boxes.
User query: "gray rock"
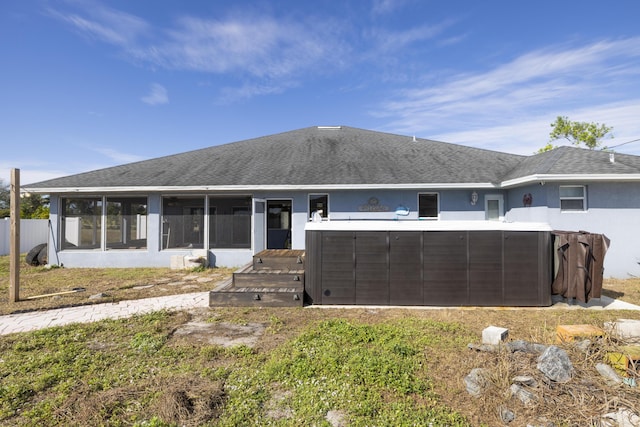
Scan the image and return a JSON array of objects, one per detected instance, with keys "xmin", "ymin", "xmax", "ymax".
[
  {"xmin": 595, "ymin": 363, "xmax": 623, "ymax": 385},
  {"xmin": 89, "ymin": 292, "xmax": 108, "ymax": 300},
  {"xmin": 464, "ymin": 368, "xmax": 489, "ymax": 397},
  {"xmin": 537, "ymin": 346, "xmax": 573, "ymax": 383},
  {"xmin": 574, "ymin": 339, "xmax": 592, "ymax": 354},
  {"xmin": 500, "ymin": 406, "xmax": 516, "ymax": 423},
  {"xmin": 510, "ymin": 384, "xmax": 537, "ymax": 406},
  {"xmin": 467, "ymin": 343, "xmax": 498, "ymax": 353},
  {"xmin": 601, "ymin": 408, "xmax": 640, "ymax": 427},
  {"xmin": 508, "ymin": 340, "xmax": 547, "ymax": 354}
]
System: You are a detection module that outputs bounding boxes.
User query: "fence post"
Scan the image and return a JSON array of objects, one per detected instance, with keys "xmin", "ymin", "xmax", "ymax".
[{"xmin": 10, "ymin": 168, "xmax": 20, "ymax": 302}]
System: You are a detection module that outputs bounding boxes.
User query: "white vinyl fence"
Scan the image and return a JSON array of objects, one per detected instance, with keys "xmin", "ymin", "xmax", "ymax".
[{"xmin": 0, "ymin": 218, "xmax": 49, "ymax": 256}]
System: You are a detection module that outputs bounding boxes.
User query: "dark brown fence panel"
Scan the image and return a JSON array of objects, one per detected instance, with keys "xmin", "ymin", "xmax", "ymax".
[
  {"xmin": 469, "ymin": 231, "xmax": 503, "ymax": 305},
  {"xmin": 305, "ymin": 228, "xmax": 552, "ymax": 307},
  {"xmin": 355, "ymin": 232, "xmax": 389, "ymax": 305},
  {"xmin": 504, "ymin": 231, "xmax": 540, "ymax": 305},
  {"xmin": 424, "ymin": 231, "xmax": 468, "ymax": 305},
  {"xmin": 389, "ymin": 232, "xmax": 423, "ymax": 305},
  {"xmin": 320, "ymin": 231, "xmax": 355, "ymax": 304}
]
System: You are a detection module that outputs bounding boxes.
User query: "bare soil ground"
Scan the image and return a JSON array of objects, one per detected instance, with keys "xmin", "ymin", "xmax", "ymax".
[
  {"xmin": 0, "ymin": 259, "xmax": 233, "ymax": 315},
  {"xmin": 1, "ymin": 259, "xmax": 640, "ymax": 425}
]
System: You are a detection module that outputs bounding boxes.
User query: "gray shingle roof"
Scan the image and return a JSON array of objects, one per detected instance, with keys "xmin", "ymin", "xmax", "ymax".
[
  {"xmin": 25, "ymin": 126, "xmax": 526, "ymax": 189},
  {"xmin": 501, "ymin": 146, "xmax": 640, "ymax": 181}
]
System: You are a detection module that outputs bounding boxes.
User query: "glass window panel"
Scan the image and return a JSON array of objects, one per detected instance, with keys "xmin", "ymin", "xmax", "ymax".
[
  {"xmin": 559, "ymin": 186, "xmax": 584, "ymax": 198},
  {"xmin": 560, "ymin": 186, "xmax": 586, "ymax": 211},
  {"xmin": 61, "ymin": 197, "xmax": 102, "ymax": 250},
  {"xmin": 418, "ymin": 194, "xmax": 438, "ymax": 218},
  {"xmin": 487, "ymin": 199, "xmax": 500, "ymax": 220},
  {"xmin": 560, "ymin": 199, "xmax": 584, "ymax": 211},
  {"xmin": 106, "ymin": 197, "xmax": 147, "ymax": 249},
  {"xmin": 309, "ymin": 194, "xmax": 329, "ymax": 220}
]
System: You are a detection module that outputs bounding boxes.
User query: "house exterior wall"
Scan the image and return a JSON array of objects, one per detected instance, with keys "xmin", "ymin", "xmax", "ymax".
[
  {"xmin": 46, "ymin": 183, "xmax": 640, "ymax": 278},
  {"xmin": 506, "ymin": 182, "xmax": 640, "ymax": 278},
  {"xmin": 48, "ymin": 189, "xmax": 490, "ymax": 269}
]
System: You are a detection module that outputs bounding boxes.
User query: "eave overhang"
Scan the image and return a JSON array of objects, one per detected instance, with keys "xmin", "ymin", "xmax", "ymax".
[
  {"xmin": 500, "ymin": 174, "xmax": 640, "ymax": 189},
  {"xmin": 22, "ymin": 182, "xmax": 499, "ymax": 194}
]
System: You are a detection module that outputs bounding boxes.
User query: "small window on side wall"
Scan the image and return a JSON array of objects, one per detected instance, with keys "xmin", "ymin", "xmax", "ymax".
[
  {"xmin": 560, "ymin": 185, "xmax": 586, "ymax": 211},
  {"xmin": 418, "ymin": 193, "xmax": 439, "ymax": 219},
  {"xmin": 309, "ymin": 194, "xmax": 329, "ymax": 221}
]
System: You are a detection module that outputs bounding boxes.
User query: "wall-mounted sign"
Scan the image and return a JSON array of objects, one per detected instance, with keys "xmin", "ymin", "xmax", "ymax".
[{"xmin": 358, "ymin": 197, "xmax": 390, "ymax": 212}]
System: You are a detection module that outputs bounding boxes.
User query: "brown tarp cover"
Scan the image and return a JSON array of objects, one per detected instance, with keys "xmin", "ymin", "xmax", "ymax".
[{"xmin": 551, "ymin": 231, "xmax": 610, "ymax": 303}]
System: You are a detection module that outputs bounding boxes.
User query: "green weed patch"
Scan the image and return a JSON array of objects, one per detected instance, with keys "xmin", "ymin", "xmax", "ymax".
[
  {"xmin": 0, "ymin": 311, "xmax": 473, "ymax": 426},
  {"xmin": 220, "ymin": 318, "xmax": 473, "ymax": 426}
]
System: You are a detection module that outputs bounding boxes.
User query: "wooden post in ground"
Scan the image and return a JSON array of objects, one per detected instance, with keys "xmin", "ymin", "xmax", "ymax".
[{"xmin": 9, "ymin": 168, "xmax": 20, "ymax": 303}]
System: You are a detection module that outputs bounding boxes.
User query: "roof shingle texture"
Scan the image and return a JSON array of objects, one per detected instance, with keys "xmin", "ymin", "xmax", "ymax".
[
  {"xmin": 27, "ymin": 126, "xmax": 526, "ymax": 189},
  {"xmin": 502, "ymin": 146, "xmax": 640, "ymax": 181}
]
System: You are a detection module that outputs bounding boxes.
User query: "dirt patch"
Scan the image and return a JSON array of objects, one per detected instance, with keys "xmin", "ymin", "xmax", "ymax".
[
  {"xmin": 54, "ymin": 377, "xmax": 224, "ymax": 427},
  {"xmin": 0, "ymin": 265, "xmax": 234, "ymax": 315},
  {"xmin": 153, "ymin": 377, "xmax": 225, "ymax": 426},
  {"xmin": 172, "ymin": 320, "xmax": 266, "ymax": 348}
]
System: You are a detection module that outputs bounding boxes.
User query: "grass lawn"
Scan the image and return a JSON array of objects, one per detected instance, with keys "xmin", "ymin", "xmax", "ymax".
[{"xmin": 1, "ymin": 256, "xmax": 639, "ymax": 426}]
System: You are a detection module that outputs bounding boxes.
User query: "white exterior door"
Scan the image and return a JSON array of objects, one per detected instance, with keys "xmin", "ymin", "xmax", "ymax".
[{"xmin": 485, "ymin": 195, "xmax": 504, "ymax": 221}]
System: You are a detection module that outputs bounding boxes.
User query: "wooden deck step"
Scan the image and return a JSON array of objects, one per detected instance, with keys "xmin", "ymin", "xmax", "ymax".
[
  {"xmin": 234, "ymin": 267, "xmax": 304, "ymax": 288},
  {"xmin": 209, "ymin": 258, "xmax": 306, "ymax": 307},
  {"xmin": 253, "ymin": 249, "xmax": 305, "ymax": 271},
  {"xmin": 209, "ymin": 283, "xmax": 304, "ymax": 307}
]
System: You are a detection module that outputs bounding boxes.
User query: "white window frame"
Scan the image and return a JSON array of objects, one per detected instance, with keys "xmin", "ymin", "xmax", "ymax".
[
  {"xmin": 484, "ymin": 194, "xmax": 504, "ymax": 221},
  {"xmin": 418, "ymin": 192, "xmax": 439, "ymax": 220},
  {"xmin": 559, "ymin": 185, "xmax": 587, "ymax": 212}
]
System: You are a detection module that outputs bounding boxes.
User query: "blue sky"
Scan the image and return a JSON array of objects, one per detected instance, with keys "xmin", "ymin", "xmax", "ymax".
[{"xmin": 3, "ymin": 0, "xmax": 640, "ymax": 185}]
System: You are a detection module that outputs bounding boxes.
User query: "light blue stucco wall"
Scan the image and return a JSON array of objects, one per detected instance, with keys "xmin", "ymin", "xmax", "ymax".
[
  {"xmin": 506, "ymin": 182, "xmax": 640, "ymax": 278},
  {"xmin": 47, "ymin": 184, "xmax": 640, "ymax": 278}
]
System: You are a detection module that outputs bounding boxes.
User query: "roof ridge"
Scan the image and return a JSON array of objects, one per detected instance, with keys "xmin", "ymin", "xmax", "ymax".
[{"xmin": 534, "ymin": 146, "xmax": 572, "ymax": 174}]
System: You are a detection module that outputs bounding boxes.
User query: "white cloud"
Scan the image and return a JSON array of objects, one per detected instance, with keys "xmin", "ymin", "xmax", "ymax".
[
  {"xmin": 49, "ymin": 2, "xmax": 350, "ymax": 98},
  {"xmin": 135, "ymin": 14, "xmax": 347, "ymax": 80},
  {"xmin": 47, "ymin": 1, "xmax": 149, "ymax": 47},
  {"xmin": 141, "ymin": 83, "xmax": 168, "ymax": 106},
  {"xmin": 368, "ymin": 21, "xmax": 455, "ymax": 52},
  {"xmin": 91, "ymin": 147, "xmax": 146, "ymax": 164},
  {"xmin": 371, "ymin": 0, "xmax": 409, "ymax": 15},
  {"xmin": 430, "ymin": 101, "xmax": 640, "ymax": 156},
  {"xmin": 217, "ymin": 81, "xmax": 297, "ymax": 103},
  {"xmin": 0, "ymin": 163, "xmax": 74, "ymax": 186},
  {"xmin": 376, "ymin": 37, "xmax": 640, "ymax": 152}
]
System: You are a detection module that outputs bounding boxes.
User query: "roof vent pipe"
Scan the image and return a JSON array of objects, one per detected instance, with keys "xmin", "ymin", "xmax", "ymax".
[
  {"xmin": 609, "ymin": 152, "xmax": 615, "ymax": 164},
  {"xmin": 412, "ymin": 135, "xmax": 417, "ymax": 142}
]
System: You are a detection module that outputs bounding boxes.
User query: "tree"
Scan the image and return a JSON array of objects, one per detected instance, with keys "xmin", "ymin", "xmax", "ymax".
[
  {"xmin": 21, "ymin": 193, "xmax": 50, "ymax": 219},
  {"xmin": 538, "ymin": 116, "xmax": 613, "ymax": 153},
  {"xmin": 0, "ymin": 179, "xmax": 49, "ymax": 219},
  {"xmin": 0, "ymin": 179, "xmax": 9, "ymax": 218}
]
